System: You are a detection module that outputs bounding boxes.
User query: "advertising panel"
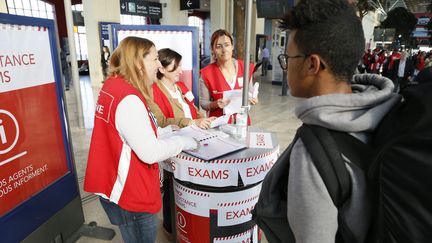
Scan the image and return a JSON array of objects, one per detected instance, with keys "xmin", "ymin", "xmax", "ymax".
[
  {"xmin": 0, "ymin": 14, "xmax": 82, "ymax": 243},
  {"xmin": 0, "ymin": 23, "xmax": 69, "ymax": 216}
]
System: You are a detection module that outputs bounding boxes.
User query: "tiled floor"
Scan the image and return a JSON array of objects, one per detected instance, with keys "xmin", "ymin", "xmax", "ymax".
[{"xmin": 66, "ymin": 73, "xmax": 302, "ymax": 242}]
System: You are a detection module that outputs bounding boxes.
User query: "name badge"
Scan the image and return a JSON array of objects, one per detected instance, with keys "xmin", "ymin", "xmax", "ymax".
[
  {"xmin": 184, "ymin": 91, "xmax": 195, "ymax": 102},
  {"xmin": 238, "ymin": 77, "xmax": 244, "ymax": 88}
]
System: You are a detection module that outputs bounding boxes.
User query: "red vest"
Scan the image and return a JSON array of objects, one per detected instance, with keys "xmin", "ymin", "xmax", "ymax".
[
  {"xmin": 84, "ymin": 76, "xmax": 161, "ymax": 213},
  {"xmin": 200, "ymin": 60, "xmax": 254, "ymax": 123},
  {"xmin": 152, "ymin": 81, "xmax": 198, "ymax": 119}
]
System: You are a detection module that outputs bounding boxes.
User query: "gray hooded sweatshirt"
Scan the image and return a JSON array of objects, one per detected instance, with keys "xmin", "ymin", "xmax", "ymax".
[{"xmin": 287, "ymin": 74, "xmax": 401, "ymax": 243}]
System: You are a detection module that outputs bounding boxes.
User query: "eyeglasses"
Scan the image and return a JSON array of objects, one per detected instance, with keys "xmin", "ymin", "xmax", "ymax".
[
  {"xmin": 277, "ymin": 53, "xmax": 326, "ymax": 70},
  {"xmin": 278, "ymin": 54, "xmax": 308, "ymax": 70}
]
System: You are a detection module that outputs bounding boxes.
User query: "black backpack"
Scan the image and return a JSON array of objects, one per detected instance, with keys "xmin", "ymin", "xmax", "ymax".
[{"xmin": 252, "ymin": 83, "xmax": 432, "ymax": 243}]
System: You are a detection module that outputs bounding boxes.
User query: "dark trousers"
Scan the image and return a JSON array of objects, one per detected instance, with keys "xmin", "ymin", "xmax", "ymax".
[
  {"xmin": 261, "ymin": 57, "xmax": 269, "ymax": 76},
  {"xmin": 99, "ymin": 197, "xmax": 157, "ymax": 243},
  {"xmin": 162, "ymin": 170, "xmax": 173, "ymax": 233}
]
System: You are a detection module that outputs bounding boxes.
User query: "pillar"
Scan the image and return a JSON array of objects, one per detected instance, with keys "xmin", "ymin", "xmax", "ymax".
[
  {"xmin": 0, "ymin": 0, "xmax": 7, "ymax": 13},
  {"xmin": 160, "ymin": 0, "xmax": 188, "ymax": 25},
  {"xmin": 210, "ymin": 0, "xmax": 229, "ymax": 35},
  {"xmin": 82, "ymin": 0, "xmax": 120, "ymax": 88}
]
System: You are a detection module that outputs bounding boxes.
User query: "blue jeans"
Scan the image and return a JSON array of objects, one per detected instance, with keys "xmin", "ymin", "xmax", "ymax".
[{"xmin": 99, "ymin": 197, "xmax": 157, "ymax": 243}]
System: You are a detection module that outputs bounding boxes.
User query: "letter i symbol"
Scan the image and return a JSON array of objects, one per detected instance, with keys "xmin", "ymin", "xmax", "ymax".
[{"xmin": 0, "ymin": 119, "xmax": 7, "ymax": 144}]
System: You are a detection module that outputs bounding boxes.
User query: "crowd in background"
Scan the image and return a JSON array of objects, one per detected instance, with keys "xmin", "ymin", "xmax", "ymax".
[{"xmin": 358, "ymin": 48, "xmax": 432, "ymax": 92}]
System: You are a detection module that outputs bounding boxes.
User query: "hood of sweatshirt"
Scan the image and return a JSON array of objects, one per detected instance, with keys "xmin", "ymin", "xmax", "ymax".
[{"xmin": 295, "ymin": 74, "xmax": 401, "ymax": 133}]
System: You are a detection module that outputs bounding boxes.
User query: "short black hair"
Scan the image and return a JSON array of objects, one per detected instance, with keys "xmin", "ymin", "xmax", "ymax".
[{"xmin": 280, "ymin": 0, "xmax": 365, "ymax": 81}]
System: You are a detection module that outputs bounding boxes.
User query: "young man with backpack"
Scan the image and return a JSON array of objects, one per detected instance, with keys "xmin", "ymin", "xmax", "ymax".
[{"xmin": 252, "ymin": 0, "xmax": 402, "ymax": 242}]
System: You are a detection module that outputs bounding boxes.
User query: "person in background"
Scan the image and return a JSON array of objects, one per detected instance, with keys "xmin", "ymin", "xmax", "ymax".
[
  {"xmin": 391, "ymin": 51, "xmax": 414, "ymax": 92},
  {"xmin": 414, "ymin": 51, "xmax": 426, "ymax": 76},
  {"xmin": 387, "ymin": 48, "xmax": 401, "ymax": 75},
  {"xmin": 414, "ymin": 65, "xmax": 432, "ymax": 85},
  {"xmin": 101, "ymin": 46, "xmax": 110, "ymax": 81},
  {"xmin": 84, "ymin": 37, "xmax": 197, "ymax": 243},
  {"xmin": 361, "ymin": 49, "xmax": 371, "ymax": 73},
  {"xmin": 199, "ymin": 29, "xmax": 258, "ymax": 123},
  {"xmin": 148, "ymin": 48, "xmax": 216, "ymax": 129},
  {"xmin": 60, "ymin": 50, "xmax": 71, "ymax": 91},
  {"xmin": 260, "ymin": 44, "xmax": 270, "ymax": 76},
  {"xmin": 274, "ymin": 0, "xmax": 399, "ymax": 242}
]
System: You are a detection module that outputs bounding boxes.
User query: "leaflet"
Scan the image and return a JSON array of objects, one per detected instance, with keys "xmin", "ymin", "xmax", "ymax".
[
  {"xmin": 223, "ymin": 89, "xmax": 242, "ymax": 115},
  {"xmin": 210, "ymin": 114, "xmax": 230, "ymax": 128},
  {"xmin": 172, "ymin": 125, "xmax": 246, "ymax": 160}
]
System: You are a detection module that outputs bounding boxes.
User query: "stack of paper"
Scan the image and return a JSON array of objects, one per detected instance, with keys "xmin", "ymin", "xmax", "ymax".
[{"xmin": 172, "ymin": 126, "xmax": 246, "ymax": 160}]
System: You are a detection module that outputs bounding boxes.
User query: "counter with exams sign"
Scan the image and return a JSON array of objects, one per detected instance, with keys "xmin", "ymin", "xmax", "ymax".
[{"xmin": 164, "ymin": 128, "xmax": 279, "ymax": 243}]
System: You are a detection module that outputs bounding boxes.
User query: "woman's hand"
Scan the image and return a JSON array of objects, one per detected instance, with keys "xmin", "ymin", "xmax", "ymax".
[
  {"xmin": 169, "ymin": 125, "xmax": 180, "ymax": 131},
  {"xmin": 249, "ymin": 97, "xmax": 259, "ymax": 105},
  {"xmin": 217, "ymin": 99, "xmax": 230, "ymax": 109},
  {"xmin": 193, "ymin": 117, "xmax": 217, "ymax": 129}
]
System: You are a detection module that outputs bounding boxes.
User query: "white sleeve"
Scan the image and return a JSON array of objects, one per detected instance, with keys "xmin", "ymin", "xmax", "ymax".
[
  {"xmin": 287, "ymin": 139, "xmax": 338, "ymax": 243},
  {"xmin": 115, "ymin": 95, "xmax": 191, "ymax": 163}
]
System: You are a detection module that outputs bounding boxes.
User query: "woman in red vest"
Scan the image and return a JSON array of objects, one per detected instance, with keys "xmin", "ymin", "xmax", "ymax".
[
  {"xmin": 199, "ymin": 29, "xmax": 258, "ymax": 123},
  {"xmin": 148, "ymin": 48, "xmax": 216, "ymax": 238},
  {"xmin": 148, "ymin": 48, "xmax": 216, "ymax": 129},
  {"xmin": 84, "ymin": 37, "xmax": 197, "ymax": 243}
]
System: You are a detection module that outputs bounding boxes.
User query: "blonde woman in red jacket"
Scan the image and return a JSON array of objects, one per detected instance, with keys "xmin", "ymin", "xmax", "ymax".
[
  {"xmin": 84, "ymin": 37, "xmax": 197, "ymax": 243},
  {"xmin": 148, "ymin": 48, "xmax": 215, "ymax": 129}
]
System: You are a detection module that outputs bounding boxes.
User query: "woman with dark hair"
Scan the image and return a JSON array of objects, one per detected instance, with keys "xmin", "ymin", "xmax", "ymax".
[
  {"xmin": 148, "ymin": 48, "xmax": 215, "ymax": 129},
  {"xmin": 147, "ymin": 48, "xmax": 216, "ymax": 238},
  {"xmin": 84, "ymin": 37, "xmax": 197, "ymax": 243},
  {"xmin": 199, "ymin": 29, "xmax": 258, "ymax": 123},
  {"xmin": 101, "ymin": 46, "xmax": 110, "ymax": 80}
]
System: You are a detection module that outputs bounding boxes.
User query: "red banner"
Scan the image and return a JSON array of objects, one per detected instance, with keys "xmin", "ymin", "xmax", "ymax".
[{"xmin": 0, "ymin": 83, "xmax": 69, "ymax": 215}]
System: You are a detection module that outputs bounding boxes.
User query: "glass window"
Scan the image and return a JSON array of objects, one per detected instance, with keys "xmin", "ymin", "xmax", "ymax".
[
  {"xmin": 72, "ymin": 4, "xmax": 83, "ymax": 11},
  {"xmin": 31, "ymin": 9, "xmax": 40, "ymax": 18},
  {"xmin": 188, "ymin": 16, "xmax": 204, "ymax": 55},
  {"xmin": 14, "ymin": 0, "xmax": 23, "ymax": 9},
  {"xmin": 22, "ymin": 0, "xmax": 31, "ymax": 9},
  {"xmin": 6, "ymin": 0, "xmax": 15, "ymax": 8},
  {"xmin": 39, "ymin": 10, "xmax": 47, "ymax": 18},
  {"xmin": 74, "ymin": 26, "xmax": 88, "ymax": 61},
  {"xmin": 7, "ymin": 0, "xmax": 54, "ymax": 20},
  {"xmin": 45, "ymin": 3, "xmax": 52, "ymax": 12},
  {"xmin": 30, "ymin": 0, "xmax": 38, "ymax": 10},
  {"xmin": 46, "ymin": 11, "xmax": 53, "ymax": 19},
  {"xmin": 16, "ymin": 8, "xmax": 24, "ymax": 15},
  {"xmin": 38, "ymin": 1, "xmax": 45, "ymax": 11},
  {"xmin": 121, "ymin": 14, "xmax": 146, "ymax": 25}
]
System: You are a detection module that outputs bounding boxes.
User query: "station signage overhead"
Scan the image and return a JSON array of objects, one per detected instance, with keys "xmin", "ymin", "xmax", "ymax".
[
  {"xmin": 120, "ymin": 0, "xmax": 162, "ymax": 18},
  {"xmin": 180, "ymin": 0, "xmax": 200, "ymax": 10}
]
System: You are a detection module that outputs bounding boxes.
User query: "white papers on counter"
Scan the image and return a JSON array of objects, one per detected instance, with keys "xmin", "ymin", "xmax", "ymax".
[
  {"xmin": 210, "ymin": 114, "xmax": 230, "ymax": 128},
  {"xmin": 171, "ymin": 125, "xmax": 246, "ymax": 160}
]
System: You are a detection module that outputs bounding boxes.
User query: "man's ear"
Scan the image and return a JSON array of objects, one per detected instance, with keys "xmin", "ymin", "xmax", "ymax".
[
  {"xmin": 307, "ymin": 54, "xmax": 324, "ymax": 75},
  {"xmin": 158, "ymin": 67, "xmax": 165, "ymax": 74}
]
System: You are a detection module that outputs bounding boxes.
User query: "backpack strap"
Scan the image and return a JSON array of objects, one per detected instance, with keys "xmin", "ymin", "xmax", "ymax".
[
  {"xmin": 298, "ymin": 124, "xmax": 351, "ymax": 207},
  {"xmin": 329, "ymin": 130, "xmax": 374, "ymax": 171}
]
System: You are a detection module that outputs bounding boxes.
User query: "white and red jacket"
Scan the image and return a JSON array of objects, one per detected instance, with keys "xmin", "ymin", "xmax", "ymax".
[{"xmin": 84, "ymin": 76, "xmax": 186, "ymax": 213}]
